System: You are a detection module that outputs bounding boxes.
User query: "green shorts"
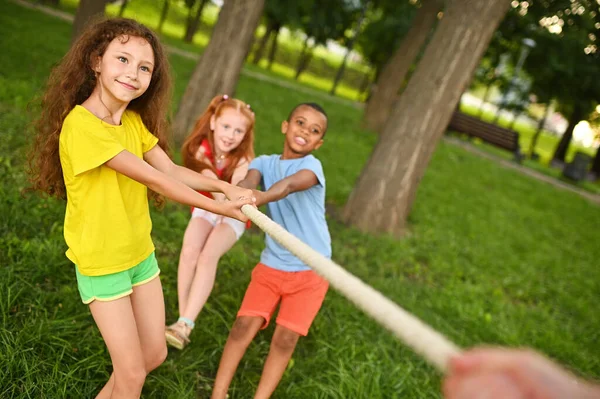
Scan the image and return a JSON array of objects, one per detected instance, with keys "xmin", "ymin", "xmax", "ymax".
[{"xmin": 75, "ymin": 252, "xmax": 160, "ymax": 304}]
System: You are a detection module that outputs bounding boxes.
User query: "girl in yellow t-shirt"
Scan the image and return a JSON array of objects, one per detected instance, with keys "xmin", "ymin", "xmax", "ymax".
[{"xmin": 28, "ymin": 18, "xmax": 255, "ymax": 397}]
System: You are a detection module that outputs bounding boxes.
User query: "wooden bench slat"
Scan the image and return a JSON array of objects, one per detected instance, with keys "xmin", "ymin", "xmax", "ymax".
[{"xmin": 446, "ymin": 111, "xmax": 522, "ymax": 162}]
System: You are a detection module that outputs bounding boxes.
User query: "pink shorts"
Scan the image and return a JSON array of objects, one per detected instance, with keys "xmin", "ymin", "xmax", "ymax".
[{"xmin": 237, "ymin": 263, "xmax": 329, "ymax": 336}]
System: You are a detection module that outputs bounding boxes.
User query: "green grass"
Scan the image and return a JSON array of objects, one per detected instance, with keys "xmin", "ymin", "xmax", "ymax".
[
  {"xmin": 455, "ymin": 104, "xmax": 600, "ymax": 195},
  {"xmin": 1, "ymin": 1, "xmax": 599, "ymax": 398}
]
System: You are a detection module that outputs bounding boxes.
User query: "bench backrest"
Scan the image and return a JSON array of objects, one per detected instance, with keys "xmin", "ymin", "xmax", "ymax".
[{"xmin": 448, "ymin": 112, "xmax": 519, "ymax": 151}]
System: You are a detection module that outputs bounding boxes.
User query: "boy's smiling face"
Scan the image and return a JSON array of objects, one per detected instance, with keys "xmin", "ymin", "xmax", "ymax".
[{"xmin": 281, "ymin": 105, "xmax": 327, "ymax": 159}]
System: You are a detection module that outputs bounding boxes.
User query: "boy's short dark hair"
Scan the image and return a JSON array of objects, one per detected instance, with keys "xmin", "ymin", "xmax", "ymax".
[{"xmin": 287, "ymin": 102, "xmax": 328, "ymax": 136}]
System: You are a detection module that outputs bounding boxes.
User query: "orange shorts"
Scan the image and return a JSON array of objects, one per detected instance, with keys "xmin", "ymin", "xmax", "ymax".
[{"xmin": 237, "ymin": 263, "xmax": 329, "ymax": 336}]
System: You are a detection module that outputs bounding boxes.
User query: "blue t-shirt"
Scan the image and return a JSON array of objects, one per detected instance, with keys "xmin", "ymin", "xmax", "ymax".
[{"xmin": 250, "ymin": 154, "xmax": 331, "ymax": 272}]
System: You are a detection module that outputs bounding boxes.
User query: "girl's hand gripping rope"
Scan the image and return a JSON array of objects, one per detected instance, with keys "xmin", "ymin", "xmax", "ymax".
[{"xmin": 222, "ymin": 184, "xmax": 256, "ymax": 205}]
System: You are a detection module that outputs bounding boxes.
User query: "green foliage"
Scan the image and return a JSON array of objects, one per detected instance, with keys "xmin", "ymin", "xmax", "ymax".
[
  {"xmin": 478, "ymin": 0, "xmax": 600, "ymax": 117},
  {"xmin": 356, "ymin": 1, "xmax": 416, "ymax": 72},
  {"xmin": 296, "ymin": 0, "xmax": 361, "ymax": 45}
]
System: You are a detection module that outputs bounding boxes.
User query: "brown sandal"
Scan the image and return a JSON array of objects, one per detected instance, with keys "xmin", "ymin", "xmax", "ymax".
[{"xmin": 165, "ymin": 321, "xmax": 191, "ymax": 350}]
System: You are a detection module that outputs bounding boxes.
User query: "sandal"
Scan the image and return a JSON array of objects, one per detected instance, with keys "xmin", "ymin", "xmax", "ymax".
[{"xmin": 165, "ymin": 321, "xmax": 192, "ymax": 350}]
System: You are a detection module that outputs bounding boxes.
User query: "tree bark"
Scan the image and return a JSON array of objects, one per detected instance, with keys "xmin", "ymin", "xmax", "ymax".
[
  {"xmin": 184, "ymin": 0, "xmax": 208, "ymax": 43},
  {"xmin": 551, "ymin": 105, "xmax": 583, "ymax": 165},
  {"xmin": 252, "ymin": 23, "xmax": 274, "ymax": 65},
  {"xmin": 173, "ymin": 0, "xmax": 265, "ymax": 144},
  {"xmin": 266, "ymin": 25, "xmax": 280, "ymax": 70},
  {"xmin": 343, "ymin": 0, "xmax": 511, "ymax": 236},
  {"xmin": 72, "ymin": 0, "xmax": 108, "ymax": 43},
  {"xmin": 158, "ymin": 0, "xmax": 170, "ymax": 33},
  {"xmin": 362, "ymin": 0, "xmax": 443, "ymax": 132}
]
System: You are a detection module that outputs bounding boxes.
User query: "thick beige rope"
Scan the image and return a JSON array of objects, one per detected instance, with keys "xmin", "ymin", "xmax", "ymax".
[{"xmin": 242, "ymin": 204, "xmax": 462, "ymax": 373}]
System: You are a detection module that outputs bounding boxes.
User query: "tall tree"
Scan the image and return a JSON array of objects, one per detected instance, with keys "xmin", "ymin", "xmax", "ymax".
[
  {"xmin": 361, "ymin": 0, "xmax": 442, "ymax": 132},
  {"xmin": 72, "ymin": 0, "xmax": 108, "ymax": 43},
  {"xmin": 294, "ymin": 0, "xmax": 355, "ymax": 81},
  {"xmin": 157, "ymin": 0, "xmax": 170, "ymax": 33},
  {"xmin": 251, "ymin": 0, "xmax": 301, "ymax": 65},
  {"xmin": 343, "ymin": 0, "xmax": 511, "ymax": 236},
  {"xmin": 183, "ymin": 0, "xmax": 209, "ymax": 43},
  {"xmin": 330, "ymin": 0, "xmax": 369, "ymax": 95},
  {"xmin": 252, "ymin": 21, "xmax": 278, "ymax": 64},
  {"xmin": 173, "ymin": 0, "xmax": 265, "ymax": 143},
  {"xmin": 266, "ymin": 27, "xmax": 280, "ymax": 70}
]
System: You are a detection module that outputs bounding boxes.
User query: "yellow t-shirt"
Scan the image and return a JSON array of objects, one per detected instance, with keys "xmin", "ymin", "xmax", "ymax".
[{"xmin": 59, "ymin": 105, "xmax": 159, "ymax": 276}]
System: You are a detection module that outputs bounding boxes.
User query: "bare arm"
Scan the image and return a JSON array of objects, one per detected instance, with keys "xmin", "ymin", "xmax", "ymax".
[
  {"xmin": 143, "ymin": 145, "xmax": 254, "ymax": 202},
  {"xmin": 250, "ymin": 169, "xmax": 319, "ymax": 207},
  {"xmin": 237, "ymin": 169, "xmax": 262, "ymax": 190},
  {"xmin": 105, "ymin": 150, "xmax": 252, "ymax": 221}
]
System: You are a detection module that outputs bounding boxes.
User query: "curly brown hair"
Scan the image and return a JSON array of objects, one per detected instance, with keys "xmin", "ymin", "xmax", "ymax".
[
  {"xmin": 181, "ymin": 95, "xmax": 255, "ymax": 183},
  {"xmin": 28, "ymin": 17, "xmax": 172, "ymax": 200}
]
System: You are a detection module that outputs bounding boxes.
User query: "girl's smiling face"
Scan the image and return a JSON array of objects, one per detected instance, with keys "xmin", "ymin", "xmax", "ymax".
[
  {"xmin": 94, "ymin": 35, "xmax": 155, "ymax": 105},
  {"xmin": 210, "ymin": 108, "xmax": 250, "ymax": 156}
]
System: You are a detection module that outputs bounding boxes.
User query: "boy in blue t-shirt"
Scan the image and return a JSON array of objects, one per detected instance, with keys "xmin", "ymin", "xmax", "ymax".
[{"xmin": 211, "ymin": 103, "xmax": 331, "ymax": 399}]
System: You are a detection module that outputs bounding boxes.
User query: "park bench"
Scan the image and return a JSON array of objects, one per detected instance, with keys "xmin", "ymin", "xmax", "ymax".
[{"xmin": 447, "ymin": 111, "xmax": 523, "ymax": 162}]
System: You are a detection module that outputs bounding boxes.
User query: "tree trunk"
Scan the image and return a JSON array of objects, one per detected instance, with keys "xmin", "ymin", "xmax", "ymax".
[
  {"xmin": 184, "ymin": 0, "xmax": 208, "ymax": 43},
  {"xmin": 295, "ymin": 36, "xmax": 311, "ymax": 80},
  {"xmin": 173, "ymin": 0, "xmax": 265, "ymax": 144},
  {"xmin": 72, "ymin": 0, "xmax": 107, "ymax": 43},
  {"xmin": 157, "ymin": 0, "xmax": 170, "ymax": 33},
  {"xmin": 330, "ymin": 2, "xmax": 369, "ymax": 95},
  {"xmin": 358, "ymin": 71, "xmax": 371, "ymax": 101},
  {"xmin": 362, "ymin": 0, "xmax": 443, "ymax": 132},
  {"xmin": 118, "ymin": 0, "xmax": 128, "ymax": 17},
  {"xmin": 252, "ymin": 23, "xmax": 274, "ymax": 65},
  {"xmin": 590, "ymin": 147, "xmax": 600, "ymax": 179},
  {"xmin": 343, "ymin": 0, "xmax": 511, "ymax": 236},
  {"xmin": 266, "ymin": 25, "xmax": 280, "ymax": 70},
  {"xmin": 41, "ymin": 0, "xmax": 60, "ymax": 5},
  {"xmin": 551, "ymin": 105, "xmax": 583, "ymax": 166},
  {"xmin": 529, "ymin": 103, "xmax": 550, "ymax": 157}
]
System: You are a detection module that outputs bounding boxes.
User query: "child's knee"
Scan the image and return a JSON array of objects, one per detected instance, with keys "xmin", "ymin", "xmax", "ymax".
[
  {"xmin": 271, "ymin": 328, "xmax": 300, "ymax": 352},
  {"xmin": 146, "ymin": 343, "xmax": 167, "ymax": 372},
  {"xmin": 116, "ymin": 365, "xmax": 147, "ymax": 391},
  {"xmin": 229, "ymin": 316, "xmax": 261, "ymax": 342}
]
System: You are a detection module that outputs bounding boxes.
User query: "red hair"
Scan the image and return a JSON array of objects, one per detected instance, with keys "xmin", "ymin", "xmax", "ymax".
[{"xmin": 182, "ymin": 95, "xmax": 255, "ymax": 182}]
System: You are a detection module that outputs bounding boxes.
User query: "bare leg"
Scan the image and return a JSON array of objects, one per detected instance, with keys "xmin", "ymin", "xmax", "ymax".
[
  {"xmin": 176, "ymin": 217, "xmax": 213, "ymax": 316},
  {"xmin": 131, "ymin": 277, "xmax": 167, "ymax": 372},
  {"xmin": 211, "ymin": 316, "xmax": 264, "ymax": 399},
  {"xmin": 254, "ymin": 325, "xmax": 300, "ymax": 399},
  {"xmin": 89, "ymin": 297, "xmax": 146, "ymax": 399},
  {"xmin": 181, "ymin": 223, "xmax": 238, "ymax": 322},
  {"xmin": 95, "ymin": 373, "xmax": 115, "ymax": 399}
]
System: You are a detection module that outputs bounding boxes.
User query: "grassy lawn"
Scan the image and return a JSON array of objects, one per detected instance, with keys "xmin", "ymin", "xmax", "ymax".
[
  {"xmin": 1, "ymin": 2, "xmax": 599, "ymax": 398},
  {"xmin": 457, "ymin": 103, "xmax": 600, "ymax": 195}
]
